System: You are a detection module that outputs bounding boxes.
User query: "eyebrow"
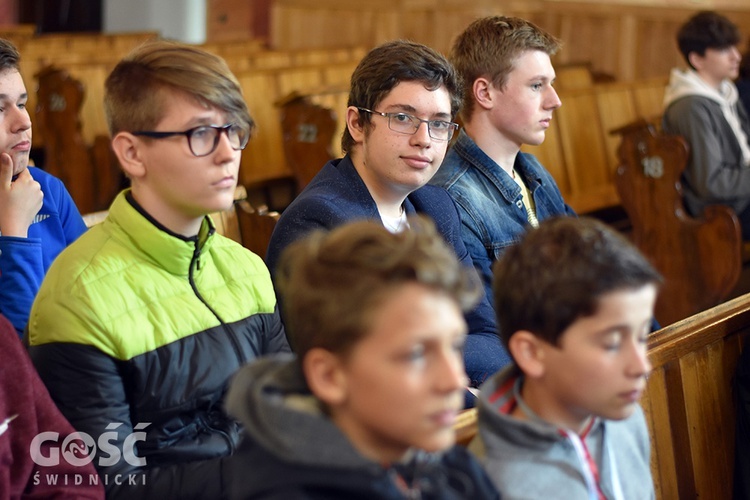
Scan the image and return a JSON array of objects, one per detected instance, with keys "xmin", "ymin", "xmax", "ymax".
[
  {"xmin": 0, "ymin": 92, "xmax": 27, "ymax": 101},
  {"xmin": 382, "ymin": 103, "xmax": 452, "ymax": 120}
]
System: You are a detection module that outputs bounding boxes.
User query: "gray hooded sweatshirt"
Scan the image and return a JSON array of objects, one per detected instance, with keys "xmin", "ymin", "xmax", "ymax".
[
  {"xmin": 662, "ymin": 68, "xmax": 750, "ymax": 216},
  {"xmin": 223, "ymin": 354, "xmax": 500, "ymax": 499},
  {"xmin": 473, "ymin": 366, "xmax": 654, "ymax": 500}
]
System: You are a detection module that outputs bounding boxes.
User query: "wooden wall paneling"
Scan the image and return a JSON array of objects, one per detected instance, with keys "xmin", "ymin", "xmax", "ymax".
[
  {"xmin": 206, "ymin": 0, "xmax": 253, "ymax": 42},
  {"xmin": 521, "ymin": 119, "xmax": 570, "ymax": 198},
  {"xmin": 634, "ymin": 17, "xmax": 684, "ymax": 80},
  {"xmin": 595, "ymin": 83, "xmax": 638, "ymax": 172},
  {"xmin": 271, "ymin": 3, "xmax": 380, "ymax": 50},
  {"xmin": 238, "ymin": 71, "xmax": 289, "ymax": 184},
  {"xmin": 632, "ymin": 77, "xmax": 668, "ymax": 121},
  {"xmin": 554, "ymin": 89, "xmax": 615, "ymax": 212}
]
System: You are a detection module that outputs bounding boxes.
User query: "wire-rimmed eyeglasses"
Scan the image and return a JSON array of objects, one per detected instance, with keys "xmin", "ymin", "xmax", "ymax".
[
  {"xmin": 132, "ymin": 123, "xmax": 250, "ymax": 157},
  {"xmin": 356, "ymin": 107, "xmax": 458, "ymax": 142}
]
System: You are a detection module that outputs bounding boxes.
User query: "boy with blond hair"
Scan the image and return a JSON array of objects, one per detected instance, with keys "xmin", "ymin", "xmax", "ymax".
[{"xmin": 227, "ymin": 217, "xmax": 499, "ymax": 499}]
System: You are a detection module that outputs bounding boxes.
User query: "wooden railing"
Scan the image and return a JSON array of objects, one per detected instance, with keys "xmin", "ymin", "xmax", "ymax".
[{"xmin": 643, "ymin": 293, "xmax": 749, "ymax": 499}]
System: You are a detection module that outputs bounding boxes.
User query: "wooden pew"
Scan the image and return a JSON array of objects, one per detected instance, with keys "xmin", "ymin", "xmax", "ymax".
[
  {"xmin": 524, "ymin": 76, "xmax": 667, "ymax": 214},
  {"xmin": 34, "ymin": 65, "xmax": 123, "ymax": 214},
  {"xmin": 236, "ymin": 60, "xmax": 358, "ymax": 187},
  {"xmin": 455, "ymin": 293, "xmax": 750, "ymax": 500},
  {"xmin": 234, "ymin": 200, "xmax": 280, "ymax": 261},
  {"xmin": 644, "ymin": 294, "xmax": 750, "ymax": 499},
  {"xmin": 276, "ymin": 87, "xmax": 342, "ymax": 191},
  {"xmin": 613, "ymin": 119, "xmax": 742, "ymax": 326}
]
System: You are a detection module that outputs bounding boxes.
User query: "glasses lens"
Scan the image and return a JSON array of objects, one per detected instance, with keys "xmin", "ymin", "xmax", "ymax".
[
  {"xmin": 388, "ymin": 113, "xmax": 419, "ymax": 134},
  {"xmin": 228, "ymin": 124, "xmax": 249, "ymax": 150},
  {"xmin": 188, "ymin": 126, "xmax": 217, "ymax": 156},
  {"xmin": 429, "ymin": 122, "xmax": 453, "ymax": 141}
]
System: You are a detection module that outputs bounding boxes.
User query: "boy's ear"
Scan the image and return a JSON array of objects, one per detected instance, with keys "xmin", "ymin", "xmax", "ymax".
[
  {"xmin": 472, "ymin": 77, "xmax": 494, "ymax": 111},
  {"xmin": 687, "ymin": 52, "xmax": 704, "ymax": 72},
  {"xmin": 508, "ymin": 330, "xmax": 547, "ymax": 379},
  {"xmin": 111, "ymin": 132, "xmax": 146, "ymax": 179},
  {"xmin": 302, "ymin": 348, "xmax": 348, "ymax": 407},
  {"xmin": 345, "ymin": 106, "xmax": 366, "ymax": 144}
]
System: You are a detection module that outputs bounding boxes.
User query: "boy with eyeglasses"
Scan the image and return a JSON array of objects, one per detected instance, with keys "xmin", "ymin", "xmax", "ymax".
[
  {"xmin": 266, "ymin": 39, "xmax": 510, "ymax": 392},
  {"xmin": 27, "ymin": 40, "xmax": 290, "ymax": 499}
]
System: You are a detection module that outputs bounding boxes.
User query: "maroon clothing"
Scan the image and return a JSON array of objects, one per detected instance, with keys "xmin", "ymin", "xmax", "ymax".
[{"xmin": 0, "ymin": 314, "xmax": 103, "ymax": 499}]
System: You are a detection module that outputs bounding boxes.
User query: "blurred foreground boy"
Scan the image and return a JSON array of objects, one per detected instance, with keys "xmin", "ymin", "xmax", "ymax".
[
  {"xmin": 28, "ymin": 40, "xmax": 289, "ymax": 499},
  {"xmin": 475, "ymin": 217, "xmax": 660, "ymax": 499},
  {"xmin": 227, "ymin": 217, "xmax": 499, "ymax": 499}
]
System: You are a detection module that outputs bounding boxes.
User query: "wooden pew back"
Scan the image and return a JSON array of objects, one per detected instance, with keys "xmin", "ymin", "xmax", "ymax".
[
  {"xmin": 613, "ymin": 120, "xmax": 742, "ymax": 325},
  {"xmin": 35, "ymin": 65, "xmax": 123, "ymax": 213},
  {"xmin": 643, "ymin": 294, "xmax": 749, "ymax": 499},
  {"xmin": 269, "ymin": 0, "xmax": 750, "ymax": 82}
]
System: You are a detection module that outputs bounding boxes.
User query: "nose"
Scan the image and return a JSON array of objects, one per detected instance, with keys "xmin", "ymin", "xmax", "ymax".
[
  {"xmin": 9, "ymin": 105, "xmax": 31, "ymax": 133},
  {"xmin": 213, "ymin": 128, "xmax": 238, "ymax": 162},
  {"xmin": 730, "ymin": 46, "xmax": 742, "ymax": 62},
  {"xmin": 626, "ymin": 339, "xmax": 651, "ymax": 379},
  {"xmin": 410, "ymin": 120, "xmax": 432, "ymax": 147},
  {"xmin": 545, "ymin": 86, "xmax": 562, "ymax": 110},
  {"xmin": 435, "ymin": 345, "xmax": 468, "ymax": 393}
]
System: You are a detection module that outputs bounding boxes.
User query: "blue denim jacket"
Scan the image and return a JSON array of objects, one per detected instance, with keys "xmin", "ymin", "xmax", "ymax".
[{"xmin": 431, "ymin": 131, "xmax": 576, "ymax": 307}]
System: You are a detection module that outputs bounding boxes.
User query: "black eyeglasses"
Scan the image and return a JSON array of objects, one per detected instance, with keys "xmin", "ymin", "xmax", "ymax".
[
  {"xmin": 131, "ymin": 123, "xmax": 250, "ymax": 157},
  {"xmin": 357, "ymin": 107, "xmax": 459, "ymax": 142}
]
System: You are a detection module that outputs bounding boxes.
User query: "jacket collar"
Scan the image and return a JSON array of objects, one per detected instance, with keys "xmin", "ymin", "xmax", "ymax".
[
  {"xmin": 451, "ymin": 130, "xmax": 544, "ymax": 203},
  {"xmin": 106, "ymin": 190, "xmax": 216, "ymax": 277}
]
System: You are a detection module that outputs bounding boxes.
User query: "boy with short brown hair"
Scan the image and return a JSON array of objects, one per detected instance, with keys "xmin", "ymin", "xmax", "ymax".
[
  {"xmin": 227, "ymin": 217, "xmax": 499, "ymax": 499},
  {"xmin": 475, "ymin": 216, "xmax": 660, "ymax": 499}
]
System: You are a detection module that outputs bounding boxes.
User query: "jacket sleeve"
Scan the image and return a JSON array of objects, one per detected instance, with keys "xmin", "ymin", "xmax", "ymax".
[
  {"xmin": 0, "ymin": 236, "xmax": 45, "ymax": 337},
  {"xmin": 28, "ymin": 342, "xmax": 230, "ymax": 500},
  {"xmin": 266, "ymin": 195, "xmax": 349, "ymax": 280},
  {"xmin": 0, "ymin": 175, "xmax": 86, "ymax": 338},
  {"xmin": 430, "ymin": 196, "xmax": 511, "ymax": 384},
  {"xmin": 52, "ymin": 176, "xmax": 88, "ymax": 245},
  {"xmin": 261, "ymin": 305, "xmax": 292, "ymax": 354},
  {"xmin": 0, "ymin": 314, "xmax": 104, "ymax": 499},
  {"xmin": 665, "ymin": 98, "xmax": 750, "ymax": 207}
]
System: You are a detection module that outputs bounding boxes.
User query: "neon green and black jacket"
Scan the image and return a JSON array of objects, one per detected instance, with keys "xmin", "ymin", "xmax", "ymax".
[{"xmin": 27, "ymin": 191, "xmax": 290, "ymax": 499}]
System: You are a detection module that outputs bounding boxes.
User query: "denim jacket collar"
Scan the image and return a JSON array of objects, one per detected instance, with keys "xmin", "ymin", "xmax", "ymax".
[{"xmin": 447, "ymin": 131, "xmax": 545, "ymax": 204}]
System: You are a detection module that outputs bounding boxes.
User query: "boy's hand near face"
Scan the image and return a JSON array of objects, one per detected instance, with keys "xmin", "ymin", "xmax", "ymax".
[{"xmin": 0, "ymin": 152, "xmax": 43, "ymax": 237}]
